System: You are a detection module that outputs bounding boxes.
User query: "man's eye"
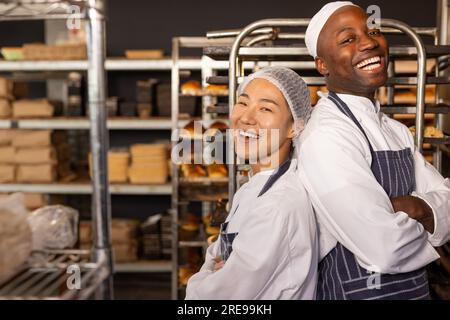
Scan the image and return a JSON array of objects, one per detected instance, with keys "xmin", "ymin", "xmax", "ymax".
[
  {"xmin": 341, "ymin": 37, "xmax": 355, "ymax": 44},
  {"xmin": 369, "ymin": 29, "xmax": 381, "ymax": 36},
  {"xmin": 260, "ymin": 107, "xmax": 272, "ymax": 112},
  {"xmin": 237, "ymin": 101, "xmax": 247, "ymax": 106}
]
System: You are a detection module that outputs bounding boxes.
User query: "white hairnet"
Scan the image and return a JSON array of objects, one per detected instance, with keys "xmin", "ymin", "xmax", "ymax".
[{"xmin": 237, "ymin": 66, "xmax": 312, "ymax": 139}]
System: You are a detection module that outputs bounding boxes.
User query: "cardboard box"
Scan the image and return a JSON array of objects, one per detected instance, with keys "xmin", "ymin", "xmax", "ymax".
[
  {"xmin": 16, "ymin": 164, "xmax": 56, "ymax": 182},
  {"xmin": 12, "ymin": 99, "xmax": 54, "ymax": 118},
  {"xmin": 0, "ymin": 165, "xmax": 15, "ymax": 182},
  {"xmin": 0, "ymin": 99, "xmax": 11, "ymax": 118},
  {"xmin": 15, "ymin": 147, "xmax": 56, "ymax": 164},
  {"xmin": 0, "ymin": 77, "xmax": 13, "ymax": 98},
  {"xmin": 130, "ymin": 144, "xmax": 167, "ymax": 158},
  {"xmin": 113, "ymin": 242, "xmax": 138, "ymax": 262},
  {"xmin": 12, "ymin": 130, "xmax": 52, "ymax": 148},
  {"xmin": 111, "ymin": 219, "xmax": 140, "ymax": 243},
  {"xmin": 23, "ymin": 193, "xmax": 48, "ymax": 210},
  {"xmin": 128, "ymin": 163, "xmax": 168, "ymax": 184},
  {"xmin": 0, "ymin": 146, "xmax": 15, "ymax": 164},
  {"xmin": 0, "ymin": 130, "xmax": 14, "ymax": 146}
]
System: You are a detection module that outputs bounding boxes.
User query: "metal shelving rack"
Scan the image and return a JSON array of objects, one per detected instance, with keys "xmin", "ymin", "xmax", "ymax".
[
  {"xmin": 0, "ymin": 3, "xmax": 201, "ymax": 277},
  {"xmin": 171, "ymin": 36, "xmax": 233, "ymax": 300},
  {"xmin": 0, "ymin": 0, "xmax": 113, "ymax": 299}
]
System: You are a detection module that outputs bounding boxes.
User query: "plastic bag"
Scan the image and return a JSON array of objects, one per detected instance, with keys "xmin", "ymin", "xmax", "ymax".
[{"xmin": 27, "ymin": 205, "xmax": 79, "ymax": 250}]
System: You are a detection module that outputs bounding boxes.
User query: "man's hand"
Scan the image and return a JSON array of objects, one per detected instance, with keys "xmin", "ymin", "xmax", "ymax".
[
  {"xmin": 213, "ymin": 257, "xmax": 225, "ymax": 273},
  {"xmin": 391, "ymin": 195, "xmax": 434, "ymax": 233}
]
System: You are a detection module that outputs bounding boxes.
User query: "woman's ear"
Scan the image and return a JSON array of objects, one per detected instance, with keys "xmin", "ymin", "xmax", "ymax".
[
  {"xmin": 286, "ymin": 121, "xmax": 296, "ymax": 139},
  {"xmin": 315, "ymin": 56, "xmax": 329, "ymax": 77}
]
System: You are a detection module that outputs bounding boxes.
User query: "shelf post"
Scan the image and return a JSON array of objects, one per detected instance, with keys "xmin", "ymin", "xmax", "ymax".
[{"xmin": 86, "ymin": 0, "xmax": 114, "ymax": 300}]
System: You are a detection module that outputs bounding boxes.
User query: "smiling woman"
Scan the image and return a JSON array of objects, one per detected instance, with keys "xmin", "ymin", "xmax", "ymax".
[{"xmin": 185, "ymin": 67, "xmax": 318, "ymax": 300}]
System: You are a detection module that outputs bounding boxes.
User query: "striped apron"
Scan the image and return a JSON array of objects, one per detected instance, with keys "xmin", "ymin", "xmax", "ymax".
[
  {"xmin": 316, "ymin": 92, "xmax": 430, "ymax": 300},
  {"xmin": 219, "ymin": 159, "xmax": 292, "ymax": 262}
]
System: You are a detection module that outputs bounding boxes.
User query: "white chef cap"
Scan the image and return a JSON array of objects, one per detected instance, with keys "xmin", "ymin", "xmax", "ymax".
[
  {"xmin": 237, "ymin": 66, "xmax": 312, "ymax": 139},
  {"xmin": 305, "ymin": 1, "xmax": 357, "ymax": 58}
]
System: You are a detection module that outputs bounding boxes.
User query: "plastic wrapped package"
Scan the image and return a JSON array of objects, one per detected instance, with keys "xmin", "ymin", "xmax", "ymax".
[
  {"xmin": 27, "ymin": 205, "xmax": 79, "ymax": 250},
  {"xmin": 0, "ymin": 193, "xmax": 32, "ymax": 284}
]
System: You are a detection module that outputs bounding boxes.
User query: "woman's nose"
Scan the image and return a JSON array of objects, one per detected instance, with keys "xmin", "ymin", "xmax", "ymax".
[{"xmin": 239, "ymin": 106, "xmax": 257, "ymax": 125}]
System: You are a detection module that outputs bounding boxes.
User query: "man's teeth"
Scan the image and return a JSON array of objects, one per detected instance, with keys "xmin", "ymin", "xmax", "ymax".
[
  {"xmin": 239, "ymin": 130, "xmax": 258, "ymax": 139},
  {"xmin": 356, "ymin": 56, "xmax": 381, "ymax": 69}
]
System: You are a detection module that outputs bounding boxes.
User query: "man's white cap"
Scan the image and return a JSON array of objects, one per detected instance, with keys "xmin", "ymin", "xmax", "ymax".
[{"xmin": 305, "ymin": 1, "xmax": 356, "ymax": 58}]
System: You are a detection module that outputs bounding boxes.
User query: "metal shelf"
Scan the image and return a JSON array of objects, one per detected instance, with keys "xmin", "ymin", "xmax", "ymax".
[
  {"xmin": 381, "ymin": 104, "xmax": 450, "ymax": 114},
  {"xmin": 204, "ymin": 45, "xmax": 450, "ymax": 61},
  {"xmin": 0, "ymin": 58, "xmax": 203, "ymax": 72},
  {"xmin": 115, "ymin": 260, "xmax": 172, "ymax": 273},
  {"xmin": 424, "ymin": 136, "xmax": 450, "ymax": 145},
  {"xmin": 0, "ymin": 58, "xmax": 320, "ymax": 72},
  {"xmin": 0, "ymin": 182, "xmax": 172, "ymax": 195},
  {"xmin": 0, "ymin": 250, "xmax": 108, "ymax": 300},
  {"xmin": 180, "ymin": 177, "xmax": 228, "ymax": 185},
  {"xmin": 0, "ymin": 117, "xmax": 187, "ymax": 130},
  {"xmin": 179, "ymin": 241, "xmax": 207, "ymax": 248},
  {"xmin": 206, "ymin": 104, "xmax": 229, "ymax": 114}
]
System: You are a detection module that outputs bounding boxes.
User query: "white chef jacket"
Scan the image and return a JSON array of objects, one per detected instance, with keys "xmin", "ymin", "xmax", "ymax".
[
  {"xmin": 297, "ymin": 92, "xmax": 450, "ymax": 274},
  {"xmin": 185, "ymin": 159, "xmax": 318, "ymax": 300}
]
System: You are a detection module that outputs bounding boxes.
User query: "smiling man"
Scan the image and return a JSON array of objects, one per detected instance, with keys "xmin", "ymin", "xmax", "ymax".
[{"xmin": 297, "ymin": 1, "xmax": 450, "ymax": 300}]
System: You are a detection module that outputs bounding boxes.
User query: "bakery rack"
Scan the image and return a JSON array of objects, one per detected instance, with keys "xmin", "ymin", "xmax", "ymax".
[
  {"xmin": 203, "ymin": 17, "xmax": 450, "ymax": 199},
  {"xmin": 170, "ymin": 33, "xmax": 332, "ymax": 299},
  {"xmin": 0, "ymin": 249, "xmax": 109, "ymax": 300},
  {"xmin": 171, "ymin": 36, "xmax": 232, "ymax": 300},
  {"xmin": 0, "ymin": 0, "xmax": 113, "ymax": 299}
]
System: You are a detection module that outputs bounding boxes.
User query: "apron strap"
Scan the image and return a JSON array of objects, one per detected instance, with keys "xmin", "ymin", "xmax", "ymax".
[{"xmin": 328, "ymin": 92, "xmax": 376, "ymax": 155}]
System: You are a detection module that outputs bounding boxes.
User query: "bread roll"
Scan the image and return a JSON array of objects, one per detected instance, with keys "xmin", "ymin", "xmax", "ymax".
[
  {"xmin": 181, "ymin": 80, "xmax": 201, "ymax": 95},
  {"xmin": 181, "ymin": 164, "xmax": 207, "ymax": 178},
  {"xmin": 206, "ymin": 163, "xmax": 228, "ymax": 178}
]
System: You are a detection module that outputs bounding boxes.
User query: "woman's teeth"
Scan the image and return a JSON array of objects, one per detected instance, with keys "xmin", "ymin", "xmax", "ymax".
[
  {"xmin": 238, "ymin": 130, "xmax": 258, "ymax": 139},
  {"xmin": 356, "ymin": 56, "xmax": 381, "ymax": 70}
]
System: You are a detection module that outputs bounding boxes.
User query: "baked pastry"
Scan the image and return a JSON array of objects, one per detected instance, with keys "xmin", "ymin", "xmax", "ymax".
[
  {"xmin": 181, "ymin": 164, "xmax": 207, "ymax": 178},
  {"xmin": 206, "ymin": 163, "xmax": 228, "ymax": 178},
  {"xmin": 181, "ymin": 80, "xmax": 201, "ymax": 95},
  {"xmin": 409, "ymin": 126, "xmax": 444, "ymax": 138},
  {"xmin": 206, "ymin": 121, "xmax": 228, "ymax": 136},
  {"xmin": 182, "ymin": 120, "xmax": 204, "ymax": 139}
]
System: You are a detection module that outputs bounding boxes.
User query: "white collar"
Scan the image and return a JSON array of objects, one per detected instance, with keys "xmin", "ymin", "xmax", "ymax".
[
  {"xmin": 335, "ymin": 93, "xmax": 380, "ymax": 113},
  {"xmin": 319, "ymin": 91, "xmax": 380, "ymax": 113}
]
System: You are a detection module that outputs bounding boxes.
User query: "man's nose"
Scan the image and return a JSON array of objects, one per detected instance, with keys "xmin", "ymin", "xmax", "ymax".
[{"xmin": 359, "ymin": 34, "xmax": 379, "ymax": 51}]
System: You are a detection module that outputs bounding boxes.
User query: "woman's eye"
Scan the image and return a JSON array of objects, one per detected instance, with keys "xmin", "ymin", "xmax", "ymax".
[
  {"xmin": 237, "ymin": 101, "xmax": 247, "ymax": 106},
  {"xmin": 260, "ymin": 107, "xmax": 272, "ymax": 112}
]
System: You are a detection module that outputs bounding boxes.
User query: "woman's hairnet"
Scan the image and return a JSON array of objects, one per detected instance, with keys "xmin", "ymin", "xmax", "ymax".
[{"xmin": 237, "ymin": 66, "xmax": 312, "ymax": 138}]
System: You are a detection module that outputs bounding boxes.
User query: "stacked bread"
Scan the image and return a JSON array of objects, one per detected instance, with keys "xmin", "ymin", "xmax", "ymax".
[
  {"xmin": 0, "ymin": 78, "xmax": 13, "ymax": 118},
  {"xmin": 128, "ymin": 144, "xmax": 169, "ymax": 184},
  {"xmin": 79, "ymin": 219, "xmax": 139, "ymax": 262},
  {"xmin": 0, "ymin": 130, "xmax": 73, "ymax": 183},
  {"xmin": 12, "ymin": 98, "xmax": 54, "ymax": 118},
  {"xmin": 89, "ymin": 149, "xmax": 130, "ymax": 183}
]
